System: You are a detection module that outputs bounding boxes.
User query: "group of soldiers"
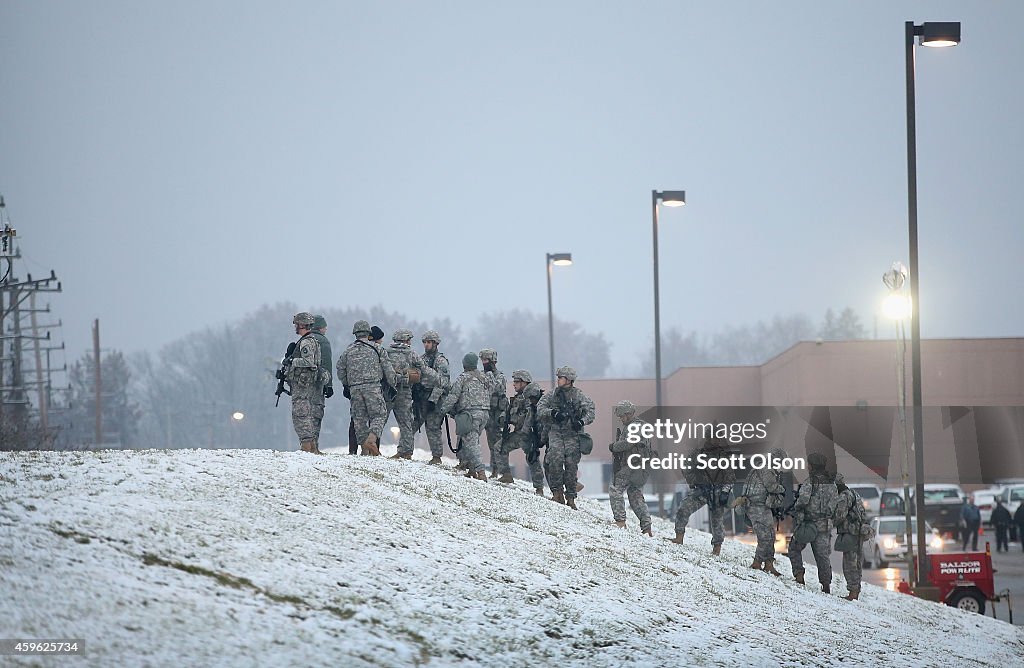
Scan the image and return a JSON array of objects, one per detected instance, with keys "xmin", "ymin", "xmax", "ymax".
[
  {"xmin": 280, "ymin": 313, "xmax": 596, "ymax": 508},
  {"xmin": 283, "ymin": 312, "xmax": 871, "ymax": 599}
]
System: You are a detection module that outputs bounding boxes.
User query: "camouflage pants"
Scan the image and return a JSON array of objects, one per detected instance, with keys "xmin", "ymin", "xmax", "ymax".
[
  {"xmin": 746, "ymin": 504, "xmax": 777, "ymax": 561},
  {"xmin": 456, "ymin": 410, "xmax": 487, "ymax": 474},
  {"xmin": 495, "ymin": 432, "xmax": 545, "ymax": 489},
  {"xmin": 545, "ymin": 429, "xmax": 581, "ymax": 498},
  {"xmin": 788, "ymin": 520, "xmax": 833, "ymax": 586},
  {"xmin": 609, "ymin": 468, "xmax": 651, "ymax": 531},
  {"xmin": 412, "ymin": 404, "xmax": 446, "ymax": 458},
  {"xmin": 842, "ymin": 543, "xmax": 864, "ymax": 590},
  {"xmin": 484, "ymin": 417, "xmax": 502, "ymax": 472},
  {"xmin": 674, "ymin": 492, "xmax": 727, "ymax": 545},
  {"xmin": 350, "ymin": 384, "xmax": 388, "ymax": 445},
  {"xmin": 390, "ymin": 388, "xmax": 416, "ymax": 456},
  {"xmin": 291, "ymin": 392, "xmax": 324, "ymax": 443}
]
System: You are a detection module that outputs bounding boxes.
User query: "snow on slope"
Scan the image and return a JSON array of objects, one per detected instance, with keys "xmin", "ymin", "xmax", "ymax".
[{"xmin": 2, "ymin": 449, "xmax": 1022, "ymax": 667}]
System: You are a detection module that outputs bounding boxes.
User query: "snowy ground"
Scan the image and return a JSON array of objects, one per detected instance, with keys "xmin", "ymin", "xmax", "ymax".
[{"xmin": 2, "ymin": 448, "xmax": 1022, "ymax": 667}]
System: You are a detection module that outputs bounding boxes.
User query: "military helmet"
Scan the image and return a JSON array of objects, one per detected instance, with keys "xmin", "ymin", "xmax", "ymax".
[
  {"xmin": 512, "ymin": 369, "xmax": 532, "ymax": 383},
  {"xmin": 352, "ymin": 319, "xmax": 372, "ymax": 336},
  {"xmin": 393, "ymin": 328, "xmax": 414, "ymax": 342},
  {"xmin": 422, "ymin": 329, "xmax": 441, "ymax": 344},
  {"xmin": 313, "ymin": 314, "xmax": 328, "ymax": 330},
  {"xmin": 463, "ymin": 352, "xmax": 479, "ymax": 369},
  {"xmin": 293, "ymin": 312, "xmax": 315, "ymax": 326},
  {"xmin": 555, "ymin": 365, "xmax": 577, "ymax": 382},
  {"xmin": 479, "ymin": 348, "xmax": 497, "ymax": 363},
  {"xmin": 770, "ymin": 446, "xmax": 789, "ymax": 461},
  {"xmin": 807, "ymin": 452, "xmax": 828, "ymax": 471},
  {"xmin": 614, "ymin": 400, "xmax": 637, "ymax": 417}
]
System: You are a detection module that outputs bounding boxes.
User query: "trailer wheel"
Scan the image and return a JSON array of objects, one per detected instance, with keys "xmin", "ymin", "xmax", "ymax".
[{"xmin": 948, "ymin": 589, "xmax": 986, "ymax": 615}]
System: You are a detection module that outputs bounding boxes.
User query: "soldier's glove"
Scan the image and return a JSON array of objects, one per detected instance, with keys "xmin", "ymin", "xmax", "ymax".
[
  {"xmin": 324, "ymin": 386, "xmax": 334, "ymax": 399},
  {"xmin": 552, "ymin": 410, "xmax": 567, "ymax": 423},
  {"xmin": 342, "ymin": 385, "xmax": 351, "ymax": 400},
  {"xmin": 730, "ymin": 496, "xmax": 748, "ymax": 509},
  {"xmin": 572, "ymin": 418, "xmax": 585, "ymax": 431}
]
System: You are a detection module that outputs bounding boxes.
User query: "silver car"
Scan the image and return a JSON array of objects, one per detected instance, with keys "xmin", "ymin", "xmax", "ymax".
[{"xmin": 865, "ymin": 516, "xmax": 944, "ymax": 569}]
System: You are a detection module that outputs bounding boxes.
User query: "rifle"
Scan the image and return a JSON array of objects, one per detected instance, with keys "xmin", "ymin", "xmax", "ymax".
[
  {"xmin": 274, "ymin": 341, "xmax": 297, "ymax": 407},
  {"xmin": 445, "ymin": 416, "xmax": 460, "ymax": 454},
  {"xmin": 526, "ymin": 389, "xmax": 544, "ymax": 465},
  {"xmin": 500, "ymin": 398, "xmax": 513, "ymax": 444}
]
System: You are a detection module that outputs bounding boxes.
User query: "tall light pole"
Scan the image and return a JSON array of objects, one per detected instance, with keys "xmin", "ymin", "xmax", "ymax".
[
  {"xmin": 651, "ymin": 190, "xmax": 685, "ymax": 408},
  {"xmin": 546, "ymin": 252, "xmax": 573, "ymax": 388},
  {"xmin": 905, "ymin": 20, "xmax": 960, "ymax": 590}
]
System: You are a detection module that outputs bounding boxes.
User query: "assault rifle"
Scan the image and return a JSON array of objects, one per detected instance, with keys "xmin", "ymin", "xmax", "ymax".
[
  {"xmin": 526, "ymin": 388, "xmax": 544, "ymax": 465},
  {"xmin": 274, "ymin": 342, "xmax": 297, "ymax": 406}
]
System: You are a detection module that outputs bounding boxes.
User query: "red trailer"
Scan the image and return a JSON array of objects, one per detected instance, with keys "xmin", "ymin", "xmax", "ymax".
[{"xmin": 897, "ymin": 542, "xmax": 1013, "ymax": 621}]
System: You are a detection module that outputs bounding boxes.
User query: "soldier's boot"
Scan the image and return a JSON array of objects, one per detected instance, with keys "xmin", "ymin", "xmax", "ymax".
[
  {"xmin": 361, "ymin": 434, "xmax": 380, "ymax": 457},
  {"xmin": 489, "ymin": 469, "xmax": 500, "ymax": 479},
  {"xmin": 389, "ymin": 453, "xmax": 412, "ymax": 460},
  {"xmin": 793, "ymin": 570, "xmax": 805, "ymax": 585},
  {"xmin": 475, "ymin": 470, "xmax": 488, "ymax": 482},
  {"xmin": 614, "ymin": 520, "xmax": 627, "ymax": 529},
  {"xmin": 455, "ymin": 461, "xmax": 468, "ymax": 471},
  {"xmin": 565, "ymin": 497, "xmax": 578, "ymax": 510},
  {"xmin": 498, "ymin": 473, "xmax": 514, "ymax": 484},
  {"xmin": 535, "ymin": 488, "xmax": 545, "ymax": 496},
  {"xmin": 821, "ymin": 583, "xmax": 831, "ymax": 594},
  {"xmin": 750, "ymin": 557, "xmax": 763, "ymax": 570},
  {"xmin": 551, "ymin": 491, "xmax": 565, "ymax": 504},
  {"xmin": 427, "ymin": 457, "xmax": 443, "ymax": 466},
  {"xmin": 712, "ymin": 543, "xmax": 722, "ymax": 556},
  {"xmin": 843, "ymin": 587, "xmax": 860, "ymax": 601},
  {"xmin": 464, "ymin": 469, "xmax": 476, "ymax": 479},
  {"xmin": 642, "ymin": 527, "xmax": 653, "ymax": 537},
  {"xmin": 669, "ymin": 529, "xmax": 686, "ymax": 544},
  {"xmin": 300, "ymin": 440, "xmax": 315, "ymax": 453},
  {"xmin": 762, "ymin": 559, "xmax": 783, "ymax": 576}
]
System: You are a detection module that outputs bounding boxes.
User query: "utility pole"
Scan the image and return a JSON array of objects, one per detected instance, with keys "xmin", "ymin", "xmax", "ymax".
[{"xmin": 93, "ymin": 319, "xmax": 101, "ymax": 447}]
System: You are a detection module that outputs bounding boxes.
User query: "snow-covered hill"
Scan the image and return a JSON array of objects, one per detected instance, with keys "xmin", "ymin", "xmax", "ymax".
[{"xmin": 2, "ymin": 448, "xmax": 1022, "ymax": 667}]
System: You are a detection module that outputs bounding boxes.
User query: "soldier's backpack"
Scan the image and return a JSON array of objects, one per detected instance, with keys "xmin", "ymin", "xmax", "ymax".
[
  {"xmin": 834, "ymin": 490, "xmax": 875, "ymax": 551},
  {"xmin": 765, "ymin": 476, "xmax": 786, "ymax": 510}
]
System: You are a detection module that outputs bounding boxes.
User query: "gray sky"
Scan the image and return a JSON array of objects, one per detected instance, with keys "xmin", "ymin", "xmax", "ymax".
[{"xmin": 2, "ymin": 1, "xmax": 1021, "ymax": 376}]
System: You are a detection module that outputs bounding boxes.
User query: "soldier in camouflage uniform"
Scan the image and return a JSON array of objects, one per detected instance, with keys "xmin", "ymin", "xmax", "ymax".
[
  {"xmin": 385, "ymin": 328, "xmax": 426, "ymax": 460},
  {"xmin": 609, "ymin": 400, "xmax": 653, "ymax": 536},
  {"xmin": 311, "ymin": 315, "xmax": 334, "ymax": 452},
  {"xmin": 671, "ymin": 432, "xmax": 736, "ymax": 555},
  {"xmin": 439, "ymin": 352, "xmax": 491, "ymax": 480},
  {"xmin": 537, "ymin": 365, "xmax": 595, "ymax": 509},
  {"xmin": 479, "ymin": 349, "xmax": 508, "ymax": 478},
  {"xmin": 787, "ymin": 452, "xmax": 839, "ymax": 592},
  {"xmin": 337, "ymin": 319, "xmax": 397, "ymax": 456},
  {"xmin": 494, "ymin": 370, "xmax": 546, "ymax": 494},
  {"xmin": 833, "ymin": 473, "xmax": 867, "ymax": 601},
  {"xmin": 411, "ymin": 330, "xmax": 450, "ymax": 465},
  {"xmin": 286, "ymin": 312, "xmax": 329, "ymax": 454},
  {"xmin": 733, "ymin": 446, "xmax": 788, "ymax": 575}
]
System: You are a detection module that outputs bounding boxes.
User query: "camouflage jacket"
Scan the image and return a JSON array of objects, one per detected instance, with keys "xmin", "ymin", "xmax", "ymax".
[
  {"xmin": 684, "ymin": 442, "xmax": 736, "ymax": 493},
  {"xmin": 386, "ymin": 342, "xmax": 425, "ymax": 390},
  {"xmin": 743, "ymin": 467, "xmax": 782, "ymax": 506},
  {"xmin": 537, "ymin": 385, "xmax": 595, "ymax": 435},
  {"xmin": 610, "ymin": 417, "xmax": 653, "ymax": 476},
  {"xmin": 439, "ymin": 369, "xmax": 491, "ymax": 415},
  {"xmin": 793, "ymin": 472, "xmax": 839, "ymax": 523},
  {"xmin": 337, "ymin": 338, "xmax": 398, "ymax": 389},
  {"xmin": 286, "ymin": 333, "xmax": 327, "ymax": 401},
  {"xmin": 485, "ymin": 368, "xmax": 509, "ymax": 415},
  {"xmin": 311, "ymin": 332, "xmax": 333, "ymax": 389},
  {"xmin": 833, "ymin": 488, "xmax": 866, "ymax": 534},
  {"xmin": 507, "ymin": 383, "xmax": 540, "ymax": 438}
]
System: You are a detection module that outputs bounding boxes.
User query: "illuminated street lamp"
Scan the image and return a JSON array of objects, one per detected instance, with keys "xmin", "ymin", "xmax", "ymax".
[
  {"xmin": 904, "ymin": 20, "xmax": 960, "ymax": 589},
  {"xmin": 232, "ymin": 411, "xmax": 245, "ymax": 421},
  {"xmin": 651, "ymin": 190, "xmax": 685, "ymax": 408},
  {"xmin": 546, "ymin": 252, "xmax": 573, "ymax": 388}
]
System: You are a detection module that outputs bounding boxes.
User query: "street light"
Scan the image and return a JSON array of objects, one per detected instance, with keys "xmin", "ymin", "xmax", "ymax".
[
  {"xmin": 232, "ymin": 412, "xmax": 245, "ymax": 421},
  {"xmin": 904, "ymin": 20, "xmax": 960, "ymax": 590},
  {"xmin": 651, "ymin": 190, "xmax": 686, "ymax": 408},
  {"xmin": 546, "ymin": 252, "xmax": 573, "ymax": 388}
]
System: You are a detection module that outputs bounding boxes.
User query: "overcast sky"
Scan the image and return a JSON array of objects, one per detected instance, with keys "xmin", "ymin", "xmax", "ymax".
[{"xmin": 2, "ymin": 1, "xmax": 1021, "ymax": 377}]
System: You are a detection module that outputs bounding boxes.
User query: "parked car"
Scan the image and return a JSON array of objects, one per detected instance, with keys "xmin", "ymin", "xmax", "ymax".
[
  {"xmin": 909, "ymin": 484, "xmax": 966, "ymax": 537},
  {"xmin": 865, "ymin": 516, "xmax": 943, "ymax": 569},
  {"xmin": 879, "ymin": 488, "xmax": 907, "ymax": 517},
  {"xmin": 847, "ymin": 484, "xmax": 882, "ymax": 517},
  {"xmin": 1001, "ymin": 483, "xmax": 1024, "ymax": 517}
]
